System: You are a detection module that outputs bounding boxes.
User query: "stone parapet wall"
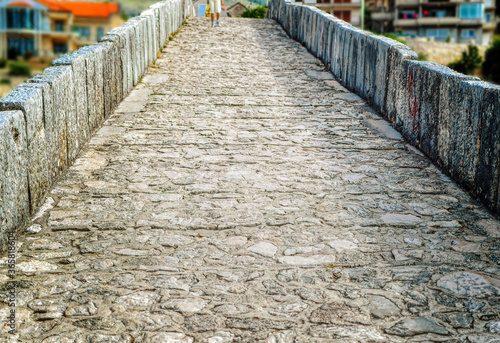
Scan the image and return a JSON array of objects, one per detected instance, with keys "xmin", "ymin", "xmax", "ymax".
[
  {"xmin": 0, "ymin": 0, "xmax": 192, "ymax": 251},
  {"xmin": 266, "ymin": 0, "xmax": 500, "ymax": 215}
]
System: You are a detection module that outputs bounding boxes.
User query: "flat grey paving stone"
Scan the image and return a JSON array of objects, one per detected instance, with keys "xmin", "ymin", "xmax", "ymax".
[{"xmin": 1, "ymin": 17, "xmax": 500, "ymax": 343}]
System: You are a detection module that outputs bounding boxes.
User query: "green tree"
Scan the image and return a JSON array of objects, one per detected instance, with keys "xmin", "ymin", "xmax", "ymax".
[
  {"xmin": 448, "ymin": 44, "xmax": 482, "ymax": 75},
  {"xmin": 241, "ymin": 6, "xmax": 267, "ymax": 18},
  {"xmin": 483, "ymin": 37, "xmax": 500, "ymax": 84}
]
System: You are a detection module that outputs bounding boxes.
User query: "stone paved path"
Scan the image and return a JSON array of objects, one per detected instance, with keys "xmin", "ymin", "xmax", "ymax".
[{"xmin": 2, "ymin": 18, "xmax": 500, "ymax": 343}]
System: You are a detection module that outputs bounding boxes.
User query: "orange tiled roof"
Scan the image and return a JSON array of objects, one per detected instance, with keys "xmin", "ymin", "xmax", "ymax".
[
  {"xmin": 36, "ymin": 0, "xmax": 119, "ymax": 18},
  {"xmin": 36, "ymin": 0, "xmax": 69, "ymax": 11},
  {"xmin": 8, "ymin": 1, "xmax": 33, "ymax": 7}
]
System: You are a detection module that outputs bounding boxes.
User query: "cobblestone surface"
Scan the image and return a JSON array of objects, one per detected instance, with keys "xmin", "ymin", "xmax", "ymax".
[{"xmin": 2, "ymin": 18, "xmax": 500, "ymax": 342}]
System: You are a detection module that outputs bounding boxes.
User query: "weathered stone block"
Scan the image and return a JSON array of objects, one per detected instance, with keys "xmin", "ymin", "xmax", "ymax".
[
  {"xmin": 76, "ymin": 45, "xmax": 105, "ymax": 132},
  {"xmin": 327, "ymin": 17, "xmax": 340, "ymax": 77},
  {"xmin": 141, "ymin": 10, "xmax": 157, "ymax": 65},
  {"xmin": 384, "ymin": 45, "xmax": 417, "ymax": 123},
  {"xmin": 42, "ymin": 65, "xmax": 79, "ymax": 163},
  {"xmin": 279, "ymin": 0, "xmax": 286, "ymax": 29},
  {"xmin": 476, "ymin": 84, "xmax": 500, "ymax": 210},
  {"xmin": 0, "ymin": 87, "xmax": 49, "ymax": 212},
  {"xmin": 18, "ymin": 81, "xmax": 60, "ymax": 185},
  {"xmin": 316, "ymin": 12, "xmax": 326, "ymax": 61},
  {"xmin": 321, "ymin": 14, "xmax": 334, "ymax": 66},
  {"xmin": 343, "ymin": 25, "xmax": 362, "ymax": 92},
  {"xmin": 303, "ymin": 7, "xmax": 312, "ymax": 50},
  {"xmin": 332, "ymin": 22, "xmax": 347, "ymax": 81},
  {"xmin": 100, "ymin": 27, "xmax": 132, "ymax": 98},
  {"xmin": 122, "ymin": 22, "xmax": 140, "ymax": 86},
  {"xmin": 395, "ymin": 60, "xmax": 422, "ymax": 146},
  {"xmin": 310, "ymin": 10, "xmax": 319, "ymax": 55},
  {"xmin": 148, "ymin": 6, "xmax": 162, "ymax": 50},
  {"xmin": 29, "ymin": 74, "xmax": 68, "ymax": 175},
  {"xmin": 52, "ymin": 51, "xmax": 92, "ymax": 148},
  {"xmin": 128, "ymin": 18, "xmax": 146, "ymax": 78},
  {"xmin": 436, "ymin": 71, "xmax": 478, "ymax": 172},
  {"xmin": 298, "ymin": 5, "xmax": 307, "ymax": 43},
  {"xmin": 353, "ymin": 30, "xmax": 373, "ymax": 98},
  {"xmin": 0, "ymin": 110, "xmax": 29, "ymax": 246},
  {"xmin": 446, "ymin": 81, "xmax": 485, "ymax": 191},
  {"xmin": 98, "ymin": 41, "xmax": 122, "ymax": 117},
  {"xmin": 291, "ymin": 5, "xmax": 302, "ymax": 41}
]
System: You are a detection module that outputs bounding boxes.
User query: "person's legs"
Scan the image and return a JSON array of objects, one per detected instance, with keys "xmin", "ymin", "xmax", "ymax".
[
  {"xmin": 215, "ymin": 0, "xmax": 221, "ymax": 26},
  {"xmin": 209, "ymin": 0, "xmax": 215, "ymax": 26}
]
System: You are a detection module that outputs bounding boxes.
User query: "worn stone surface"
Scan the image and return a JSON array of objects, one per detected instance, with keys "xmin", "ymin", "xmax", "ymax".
[
  {"xmin": 2, "ymin": 18, "xmax": 500, "ymax": 342},
  {"xmin": 0, "ymin": 86, "xmax": 50, "ymax": 212},
  {"xmin": 0, "ymin": 111, "xmax": 29, "ymax": 247}
]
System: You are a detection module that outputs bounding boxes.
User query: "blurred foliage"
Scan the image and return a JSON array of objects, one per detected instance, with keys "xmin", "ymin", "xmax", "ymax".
[
  {"xmin": 121, "ymin": 11, "xmax": 130, "ymax": 21},
  {"xmin": 241, "ymin": 6, "xmax": 267, "ymax": 18},
  {"xmin": 0, "ymin": 59, "xmax": 7, "ymax": 68},
  {"xmin": 448, "ymin": 45, "xmax": 482, "ymax": 75},
  {"xmin": 417, "ymin": 52, "xmax": 428, "ymax": 61},
  {"xmin": 483, "ymin": 37, "xmax": 500, "ymax": 83},
  {"xmin": 383, "ymin": 32, "xmax": 406, "ymax": 44},
  {"xmin": 8, "ymin": 62, "xmax": 31, "ymax": 77}
]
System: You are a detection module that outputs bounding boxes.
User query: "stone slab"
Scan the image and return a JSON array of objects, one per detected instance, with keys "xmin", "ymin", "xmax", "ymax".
[
  {"xmin": 42, "ymin": 65, "xmax": 79, "ymax": 163},
  {"xmin": 0, "ymin": 86, "xmax": 50, "ymax": 213},
  {"xmin": 0, "ymin": 110, "xmax": 29, "ymax": 246},
  {"xmin": 52, "ymin": 52, "xmax": 92, "ymax": 150}
]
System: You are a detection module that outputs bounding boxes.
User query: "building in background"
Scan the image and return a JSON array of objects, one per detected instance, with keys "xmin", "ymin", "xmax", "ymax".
[
  {"xmin": 394, "ymin": 0, "xmax": 496, "ymax": 45},
  {"xmin": 302, "ymin": 0, "xmax": 362, "ymax": 27},
  {"xmin": 227, "ymin": 2, "xmax": 247, "ymax": 17},
  {"xmin": 0, "ymin": 0, "xmax": 123, "ymax": 60},
  {"xmin": 367, "ymin": 0, "xmax": 394, "ymax": 33}
]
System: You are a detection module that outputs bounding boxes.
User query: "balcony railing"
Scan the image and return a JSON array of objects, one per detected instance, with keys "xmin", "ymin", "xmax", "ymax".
[{"xmin": 395, "ymin": 16, "xmax": 484, "ymax": 25}]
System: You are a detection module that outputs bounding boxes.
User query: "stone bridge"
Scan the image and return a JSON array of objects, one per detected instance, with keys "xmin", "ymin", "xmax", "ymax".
[{"xmin": 1, "ymin": 2, "xmax": 500, "ymax": 342}]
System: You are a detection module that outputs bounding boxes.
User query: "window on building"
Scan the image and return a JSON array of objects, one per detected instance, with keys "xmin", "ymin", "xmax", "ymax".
[
  {"xmin": 73, "ymin": 26, "xmax": 91, "ymax": 38},
  {"xmin": 97, "ymin": 28, "xmax": 104, "ymax": 40},
  {"xmin": 6, "ymin": 8, "xmax": 35, "ymax": 29},
  {"xmin": 484, "ymin": 0, "xmax": 492, "ymax": 7},
  {"xmin": 7, "ymin": 37, "xmax": 34, "ymax": 57},
  {"xmin": 55, "ymin": 20, "xmax": 64, "ymax": 32},
  {"xmin": 399, "ymin": 10, "xmax": 418, "ymax": 19},
  {"xmin": 53, "ymin": 42, "xmax": 68, "ymax": 54},
  {"xmin": 426, "ymin": 28, "xmax": 449, "ymax": 38},
  {"xmin": 459, "ymin": 4, "xmax": 484, "ymax": 19},
  {"xmin": 333, "ymin": 10, "xmax": 351, "ymax": 22},
  {"xmin": 485, "ymin": 13, "xmax": 491, "ymax": 22},
  {"xmin": 461, "ymin": 29, "xmax": 475, "ymax": 38},
  {"xmin": 80, "ymin": 27, "xmax": 90, "ymax": 37}
]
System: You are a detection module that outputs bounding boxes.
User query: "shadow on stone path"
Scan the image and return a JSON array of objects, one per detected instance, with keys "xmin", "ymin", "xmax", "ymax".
[{"xmin": 1, "ymin": 17, "xmax": 500, "ymax": 343}]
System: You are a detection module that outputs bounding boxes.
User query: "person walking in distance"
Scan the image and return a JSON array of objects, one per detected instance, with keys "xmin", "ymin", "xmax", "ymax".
[{"xmin": 208, "ymin": 0, "xmax": 223, "ymax": 27}]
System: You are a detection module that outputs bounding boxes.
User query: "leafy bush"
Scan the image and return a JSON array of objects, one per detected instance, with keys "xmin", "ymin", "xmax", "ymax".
[
  {"xmin": 8, "ymin": 62, "xmax": 31, "ymax": 77},
  {"xmin": 0, "ymin": 78, "xmax": 11, "ymax": 85},
  {"xmin": 241, "ymin": 6, "xmax": 267, "ymax": 18},
  {"xmin": 0, "ymin": 58, "xmax": 7, "ymax": 68},
  {"xmin": 483, "ymin": 37, "xmax": 500, "ymax": 83},
  {"xmin": 417, "ymin": 52, "xmax": 428, "ymax": 61},
  {"xmin": 448, "ymin": 45, "xmax": 482, "ymax": 75},
  {"xmin": 383, "ymin": 33, "xmax": 406, "ymax": 45}
]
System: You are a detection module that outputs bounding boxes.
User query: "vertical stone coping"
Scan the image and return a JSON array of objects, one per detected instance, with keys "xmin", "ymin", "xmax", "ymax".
[
  {"xmin": 0, "ymin": 0, "xmax": 193, "ymax": 251},
  {"xmin": 266, "ymin": 0, "xmax": 500, "ymax": 215}
]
